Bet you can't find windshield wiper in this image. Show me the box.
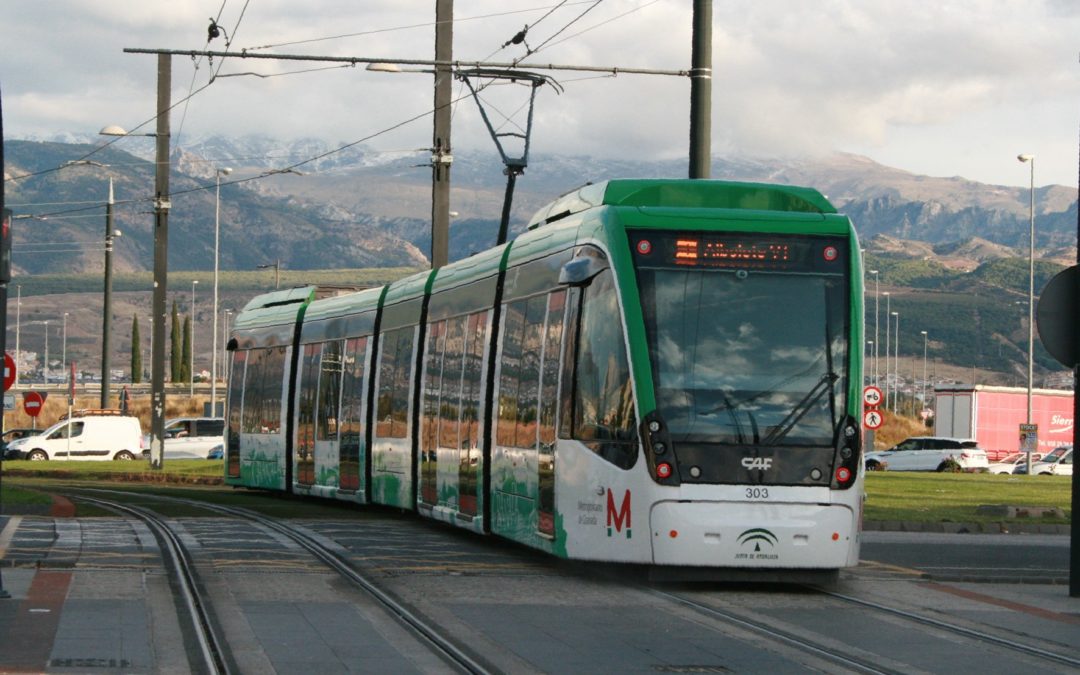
[761,371,838,446]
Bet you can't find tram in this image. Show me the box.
[224,179,864,576]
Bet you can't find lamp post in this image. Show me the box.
[190,279,198,397]
[211,166,232,414]
[257,260,281,289]
[870,269,879,386]
[43,320,49,385]
[62,313,68,373]
[883,292,891,408]
[921,330,929,416]
[867,341,874,385]
[1017,154,1035,474]
[891,311,899,412]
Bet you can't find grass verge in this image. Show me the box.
[0,462,1073,525]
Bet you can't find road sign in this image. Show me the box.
[863,385,883,408]
[23,390,45,417]
[3,393,13,411]
[1019,423,1038,453]
[3,352,14,391]
[1035,265,1077,367]
[864,409,884,430]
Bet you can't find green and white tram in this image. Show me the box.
[225,179,864,574]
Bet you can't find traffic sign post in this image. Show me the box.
[23,390,46,420]
[3,352,14,391]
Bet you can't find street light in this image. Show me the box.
[211,167,233,414]
[883,291,891,408]
[921,330,929,417]
[870,269,879,386]
[190,280,198,397]
[43,320,49,385]
[1018,153,1036,474]
[257,260,281,289]
[62,313,69,373]
[891,311,899,413]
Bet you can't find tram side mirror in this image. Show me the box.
[559,247,609,286]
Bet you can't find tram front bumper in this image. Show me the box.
[649,500,858,568]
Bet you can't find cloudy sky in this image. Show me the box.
[2,0,1078,188]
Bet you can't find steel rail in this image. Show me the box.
[75,496,231,675]
[819,588,1080,669]
[73,488,492,675]
[652,589,898,675]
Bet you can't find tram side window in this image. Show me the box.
[318,340,343,441]
[573,270,637,468]
[297,344,320,446]
[376,327,415,439]
[498,295,551,449]
[242,347,286,434]
[339,337,368,491]
[460,311,487,452]
[422,321,446,455]
[226,350,246,477]
[539,290,566,445]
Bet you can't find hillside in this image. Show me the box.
[4,136,1078,387]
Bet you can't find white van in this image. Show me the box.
[6,412,143,461]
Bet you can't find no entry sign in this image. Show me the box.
[3,352,14,391]
[23,390,45,417]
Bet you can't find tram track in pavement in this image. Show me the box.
[652,582,1080,674]
[71,487,496,675]
[73,495,234,675]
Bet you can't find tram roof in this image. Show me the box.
[526,179,837,229]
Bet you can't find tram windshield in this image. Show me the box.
[635,234,850,447]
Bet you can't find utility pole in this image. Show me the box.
[100,178,114,408]
[431,0,453,268]
[689,0,713,178]
[149,53,172,470]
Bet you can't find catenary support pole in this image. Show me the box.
[689,0,712,178]
[431,0,452,268]
[100,178,114,408]
[149,54,172,470]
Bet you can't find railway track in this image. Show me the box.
[73,489,494,675]
[655,584,1080,674]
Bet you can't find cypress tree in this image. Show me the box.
[131,315,142,384]
[181,315,192,382]
[171,300,182,381]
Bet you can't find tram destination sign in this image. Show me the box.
[632,232,846,273]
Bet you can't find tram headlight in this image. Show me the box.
[654,442,666,455]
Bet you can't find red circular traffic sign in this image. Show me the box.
[863,409,884,430]
[23,390,44,417]
[863,385,883,408]
[3,352,14,391]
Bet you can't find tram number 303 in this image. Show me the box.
[746,487,770,499]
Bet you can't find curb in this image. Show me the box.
[864,520,1070,535]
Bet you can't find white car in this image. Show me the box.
[6,412,143,461]
[142,417,225,459]
[987,452,1043,475]
[1017,446,1073,476]
[864,436,989,472]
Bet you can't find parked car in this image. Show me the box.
[986,452,1044,475]
[142,417,225,459]
[206,444,223,460]
[2,428,40,460]
[5,411,143,461]
[1015,445,1073,476]
[864,436,989,472]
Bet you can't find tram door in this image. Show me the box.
[295,344,320,487]
[494,290,565,538]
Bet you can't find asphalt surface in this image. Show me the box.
[0,507,1076,674]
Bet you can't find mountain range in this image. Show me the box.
[4,135,1079,388]
[5,135,1077,276]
